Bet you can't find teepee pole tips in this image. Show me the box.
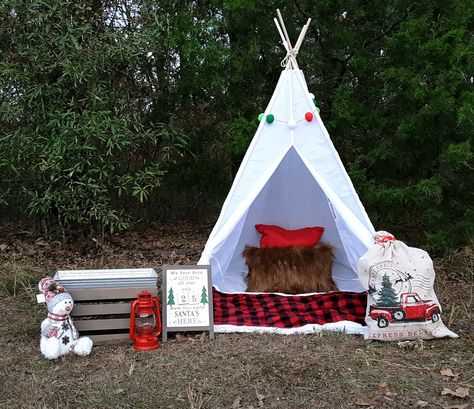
[275,10,310,70]
[274,17,295,69]
[274,18,290,53]
[276,9,293,49]
[294,18,311,52]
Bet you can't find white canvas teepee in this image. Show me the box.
[199,12,375,293]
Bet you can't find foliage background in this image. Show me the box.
[1,0,472,252]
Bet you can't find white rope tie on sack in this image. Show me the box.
[374,231,396,245]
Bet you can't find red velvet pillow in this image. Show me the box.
[255,224,325,248]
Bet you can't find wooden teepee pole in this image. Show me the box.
[276,9,293,49]
[276,9,298,69]
[274,18,290,53]
[274,18,295,69]
[294,18,311,53]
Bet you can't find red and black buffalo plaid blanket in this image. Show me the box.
[213,288,367,328]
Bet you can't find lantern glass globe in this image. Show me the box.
[137,313,156,333]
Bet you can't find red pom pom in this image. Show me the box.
[305,112,314,122]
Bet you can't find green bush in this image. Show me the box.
[0,1,188,238]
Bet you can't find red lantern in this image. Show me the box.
[130,290,162,351]
[305,112,314,122]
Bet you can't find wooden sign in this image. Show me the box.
[161,265,214,341]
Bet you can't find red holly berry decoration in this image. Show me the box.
[305,112,314,122]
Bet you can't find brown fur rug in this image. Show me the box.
[243,244,337,294]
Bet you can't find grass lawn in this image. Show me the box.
[0,223,472,409]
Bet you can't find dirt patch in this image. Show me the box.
[0,223,472,408]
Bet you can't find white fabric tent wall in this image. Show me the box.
[292,70,373,229]
[199,69,375,293]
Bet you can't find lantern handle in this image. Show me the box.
[153,297,162,336]
[129,298,139,341]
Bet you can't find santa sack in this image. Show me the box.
[358,232,458,341]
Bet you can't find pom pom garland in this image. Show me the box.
[256,92,320,127]
[256,108,320,125]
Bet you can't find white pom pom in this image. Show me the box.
[41,337,61,360]
[309,93,315,99]
[288,119,296,129]
[74,337,93,356]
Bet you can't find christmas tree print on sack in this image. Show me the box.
[358,231,457,341]
[377,274,399,307]
[38,277,93,359]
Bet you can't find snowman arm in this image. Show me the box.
[41,324,59,338]
[68,317,79,339]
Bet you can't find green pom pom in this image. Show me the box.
[316,107,320,113]
[258,113,264,121]
[313,98,318,106]
[266,114,275,124]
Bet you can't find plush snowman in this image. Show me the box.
[38,277,93,360]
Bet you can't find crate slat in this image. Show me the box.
[88,333,132,345]
[67,287,157,301]
[74,318,130,331]
[72,302,131,317]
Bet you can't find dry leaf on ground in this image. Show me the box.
[440,368,460,380]
[441,387,470,398]
[416,400,429,407]
[397,339,425,351]
[355,399,377,407]
[232,396,242,408]
[175,334,189,342]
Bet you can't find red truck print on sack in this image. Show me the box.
[369,292,441,328]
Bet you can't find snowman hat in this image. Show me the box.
[38,277,73,312]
